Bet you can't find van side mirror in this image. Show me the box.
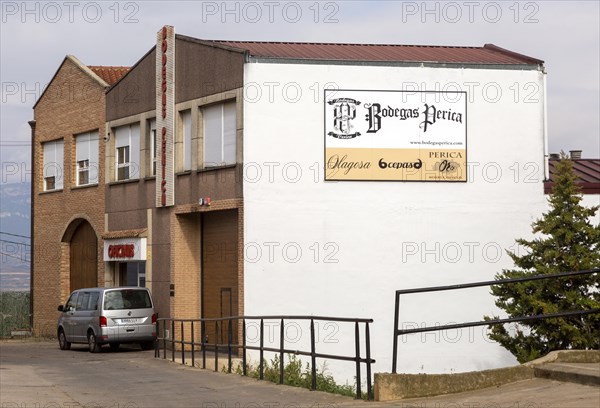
[57,305,64,312]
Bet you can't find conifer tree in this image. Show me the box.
[486,154,600,363]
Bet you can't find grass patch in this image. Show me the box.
[0,291,30,338]
[233,354,370,399]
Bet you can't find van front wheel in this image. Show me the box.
[58,329,70,350]
[88,332,101,353]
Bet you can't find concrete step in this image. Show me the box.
[534,363,600,387]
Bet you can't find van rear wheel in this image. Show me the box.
[140,341,155,351]
[58,329,70,350]
[109,343,120,351]
[88,332,102,353]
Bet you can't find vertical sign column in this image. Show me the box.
[156,25,175,207]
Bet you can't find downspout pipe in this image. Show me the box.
[28,120,36,330]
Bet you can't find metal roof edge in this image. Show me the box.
[175,34,249,56]
[246,56,543,70]
[483,44,545,66]
[544,181,600,195]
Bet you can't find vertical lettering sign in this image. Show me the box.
[324,90,467,181]
[156,26,175,206]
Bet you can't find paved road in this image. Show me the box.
[1,340,599,408]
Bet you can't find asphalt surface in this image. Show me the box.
[1,340,599,408]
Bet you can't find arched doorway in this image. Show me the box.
[69,221,98,290]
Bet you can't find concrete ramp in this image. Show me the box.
[375,350,600,401]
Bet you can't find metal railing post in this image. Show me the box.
[228,319,233,373]
[242,318,247,376]
[279,318,284,384]
[259,319,264,380]
[162,319,167,359]
[201,320,206,369]
[154,319,159,358]
[171,319,175,362]
[181,320,185,366]
[191,321,195,368]
[310,318,316,391]
[392,292,400,374]
[366,322,372,401]
[214,321,219,372]
[355,321,362,400]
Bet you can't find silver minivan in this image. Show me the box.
[57,287,156,352]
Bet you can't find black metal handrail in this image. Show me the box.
[391,268,600,373]
[155,315,375,400]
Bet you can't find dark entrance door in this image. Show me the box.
[202,210,238,346]
[70,221,98,290]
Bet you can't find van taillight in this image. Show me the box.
[99,316,107,327]
[152,313,157,325]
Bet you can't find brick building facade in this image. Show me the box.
[31,56,128,335]
[34,26,596,381]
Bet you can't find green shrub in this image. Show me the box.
[0,291,30,338]
[235,354,363,399]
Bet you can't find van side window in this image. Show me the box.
[65,293,78,312]
[88,292,100,310]
[76,292,90,311]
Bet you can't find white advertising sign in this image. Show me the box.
[324,89,467,181]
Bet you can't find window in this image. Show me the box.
[65,293,78,312]
[76,291,99,311]
[181,110,192,170]
[114,124,140,181]
[43,139,64,191]
[75,131,99,186]
[104,288,151,310]
[149,119,157,176]
[117,146,130,180]
[203,101,236,167]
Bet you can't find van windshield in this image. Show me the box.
[104,289,152,310]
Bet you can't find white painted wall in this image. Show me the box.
[242,61,550,382]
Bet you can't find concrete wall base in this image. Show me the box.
[375,350,600,402]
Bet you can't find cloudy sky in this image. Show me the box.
[1,0,598,184]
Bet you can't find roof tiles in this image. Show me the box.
[88,66,130,85]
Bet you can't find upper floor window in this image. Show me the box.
[75,131,99,186]
[203,101,236,167]
[43,139,64,191]
[114,123,140,181]
[149,119,157,177]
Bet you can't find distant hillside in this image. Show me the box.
[0,182,30,290]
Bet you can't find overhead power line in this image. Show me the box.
[0,252,30,262]
[0,239,31,247]
[0,232,30,240]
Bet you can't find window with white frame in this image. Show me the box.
[114,123,140,181]
[75,131,99,186]
[43,139,64,191]
[149,119,157,176]
[181,110,192,170]
[203,101,236,167]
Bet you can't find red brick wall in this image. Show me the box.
[32,58,107,336]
